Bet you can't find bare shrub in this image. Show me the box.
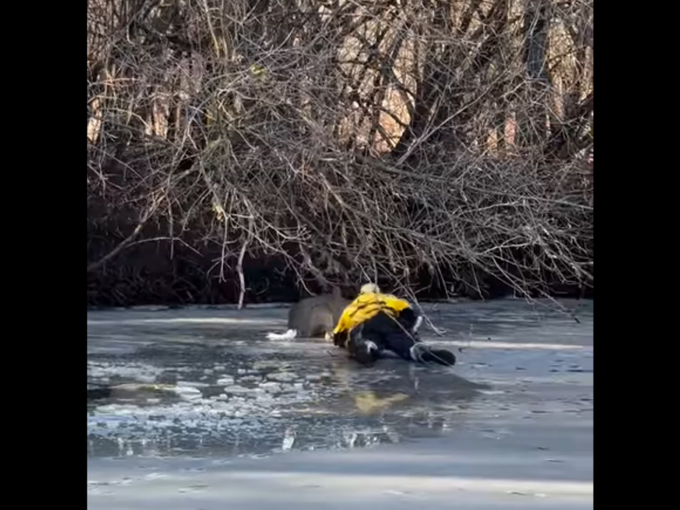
[87,0,593,307]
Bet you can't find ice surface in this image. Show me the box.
[88,298,593,509]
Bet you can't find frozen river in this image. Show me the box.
[87,298,593,509]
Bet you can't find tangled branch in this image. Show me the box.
[87,0,593,306]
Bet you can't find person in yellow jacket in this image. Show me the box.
[328,283,456,367]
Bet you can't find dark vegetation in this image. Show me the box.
[87,0,593,308]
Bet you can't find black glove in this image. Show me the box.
[330,330,347,348]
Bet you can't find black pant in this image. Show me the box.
[347,310,456,366]
[348,310,418,362]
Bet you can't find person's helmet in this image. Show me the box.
[359,283,380,294]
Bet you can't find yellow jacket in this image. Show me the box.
[331,292,411,340]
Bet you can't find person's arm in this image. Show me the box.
[332,306,352,336]
[396,306,419,331]
[382,295,419,332]
[403,300,424,332]
[330,297,360,346]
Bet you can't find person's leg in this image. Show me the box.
[359,312,415,362]
[409,342,457,366]
[343,311,457,367]
[366,312,457,367]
